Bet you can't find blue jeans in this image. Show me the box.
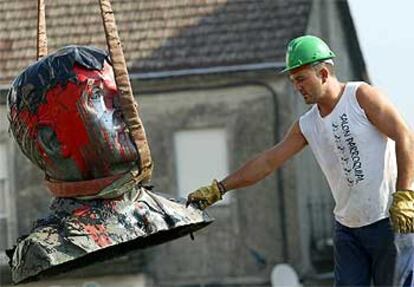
[394,233,414,286]
[334,218,397,286]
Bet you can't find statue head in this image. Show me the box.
[8,46,139,182]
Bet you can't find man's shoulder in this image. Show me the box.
[354,81,373,93]
[354,82,383,107]
[345,81,370,93]
[300,104,318,119]
[299,105,319,134]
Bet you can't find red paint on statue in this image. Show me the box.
[10,108,55,169]
[73,205,92,217]
[83,224,112,247]
[12,61,134,180]
[37,80,90,174]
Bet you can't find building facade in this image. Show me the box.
[0,0,367,286]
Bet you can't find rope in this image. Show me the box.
[36,0,47,60]
[98,0,153,183]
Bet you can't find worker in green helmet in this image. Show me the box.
[187,35,414,286]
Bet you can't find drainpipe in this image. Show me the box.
[245,81,289,263]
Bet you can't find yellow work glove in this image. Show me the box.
[186,179,225,210]
[389,190,414,233]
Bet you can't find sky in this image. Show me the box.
[348,0,414,128]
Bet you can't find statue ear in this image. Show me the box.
[37,126,65,157]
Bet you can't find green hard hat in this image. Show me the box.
[282,35,335,72]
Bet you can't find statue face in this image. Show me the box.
[17,61,138,180]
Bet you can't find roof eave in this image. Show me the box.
[129,61,285,80]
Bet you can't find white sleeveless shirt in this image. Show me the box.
[299,82,397,228]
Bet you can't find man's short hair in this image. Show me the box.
[311,59,335,76]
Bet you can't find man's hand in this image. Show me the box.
[389,190,414,233]
[186,179,224,210]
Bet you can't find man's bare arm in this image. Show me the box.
[221,120,307,191]
[356,83,414,190]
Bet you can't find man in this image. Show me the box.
[187,35,414,286]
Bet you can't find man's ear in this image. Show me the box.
[320,66,329,83]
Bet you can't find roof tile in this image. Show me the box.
[0,0,311,85]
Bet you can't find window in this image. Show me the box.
[0,142,16,251]
[174,129,230,205]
